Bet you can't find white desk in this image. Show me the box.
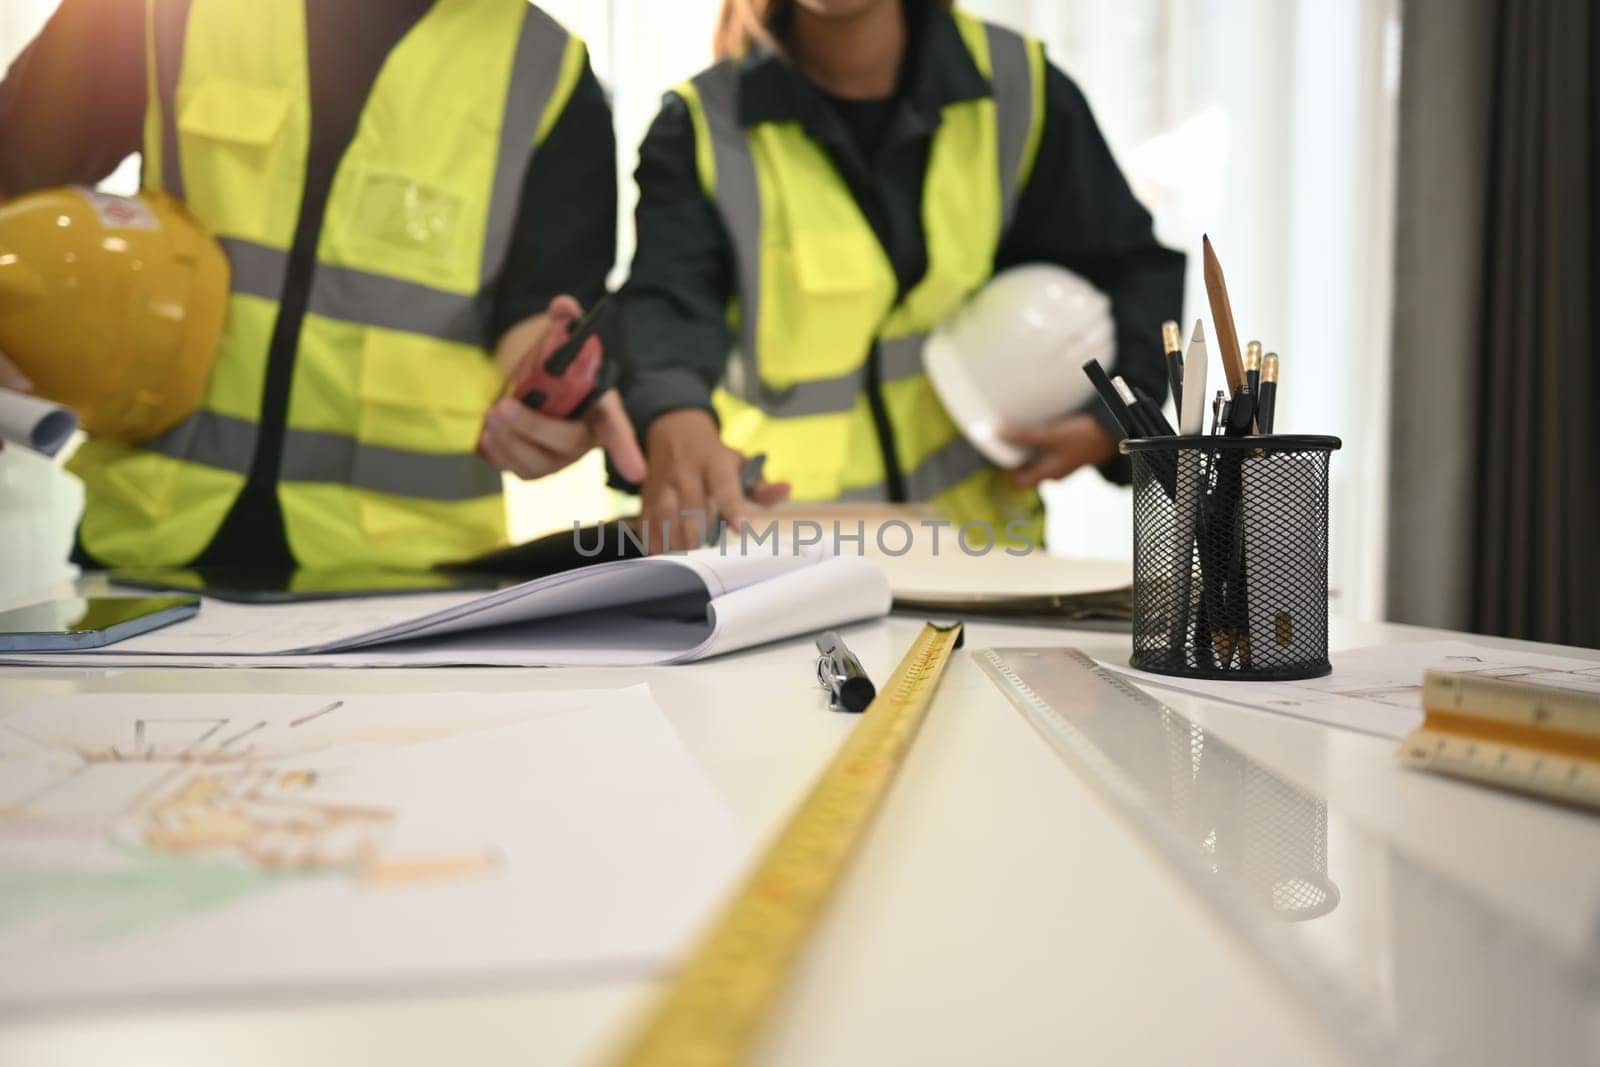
[2,615,1597,1066]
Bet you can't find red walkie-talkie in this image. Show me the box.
[508,296,620,419]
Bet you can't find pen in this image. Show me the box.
[1082,359,1141,440]
[1109,373,1176,498]
[1162,320,1184,416]
[1197,395,1231,668]
[1113,376,1159,437]
[1132,385,1177,437]
[1227,385,1255,437]
[1244,341,1262,398]
[1179,320,1209,436]
[1258,353,1279,434]
[815,631,875,713]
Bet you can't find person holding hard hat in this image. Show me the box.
[620,0,1184,552]
[0,0,645,571]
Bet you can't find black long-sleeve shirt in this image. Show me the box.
[0,0,616,567]
[620,3,1184,485]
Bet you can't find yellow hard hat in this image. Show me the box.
[0,188,228,442]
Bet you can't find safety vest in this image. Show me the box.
[677,12,1047,542]
[70,0,586,569]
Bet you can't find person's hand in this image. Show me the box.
[999,412,1118,490]
[478,297,647,483]
[640,408,789,552]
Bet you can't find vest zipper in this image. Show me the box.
[865,340,908,502]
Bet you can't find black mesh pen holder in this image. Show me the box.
[1122,435,1342,681]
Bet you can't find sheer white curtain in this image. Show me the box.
[965,0,1400,620]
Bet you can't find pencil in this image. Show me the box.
[1202,235,1246,396]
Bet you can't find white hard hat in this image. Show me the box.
[924,263,1112,468]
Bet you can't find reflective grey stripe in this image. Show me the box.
[904,434,992,499]
[729,332,928,419]
[153,0,195,200]
[481,6,570,285]
[280,431,502,501]
[691,62,764,405]
[985,22,1034,231]
[142,408,257,475]
[878,334,925,382]
[754,372,863,419]
[836,433,993,504]
[142,411,499,501]
[218,237,289,301]
[834,482,889,505]
[309,259,485,346]
[220,237,489,347]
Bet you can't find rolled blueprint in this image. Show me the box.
[0,387,77,457]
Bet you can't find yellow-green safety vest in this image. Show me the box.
[70,0,586,569]
[677,12,1047,543]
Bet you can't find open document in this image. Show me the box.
[0,686,744,1010]
[2,548,891,668]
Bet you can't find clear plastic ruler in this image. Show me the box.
[977,647,1600,1067]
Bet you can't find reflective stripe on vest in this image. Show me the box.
[685,15,1044,516]
[139,410,504,501]
[220,237,491,348]
[78,0,582,567]
[834,433,995,504]
[987,21,1036,233]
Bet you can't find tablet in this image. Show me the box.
[0,596,200,651]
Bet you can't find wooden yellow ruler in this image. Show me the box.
[607,622,965,1067]
[1400,670,1600,809]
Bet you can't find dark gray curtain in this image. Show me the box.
[1389,0,1599,648]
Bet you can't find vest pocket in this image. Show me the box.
[760,231,892,386]
[343,172,463,258]
[355,328,497,456]
[352,327,500,544]
[75,440,183,524]
[177,79,290,242]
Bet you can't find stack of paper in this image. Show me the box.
[1,548,890,668]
